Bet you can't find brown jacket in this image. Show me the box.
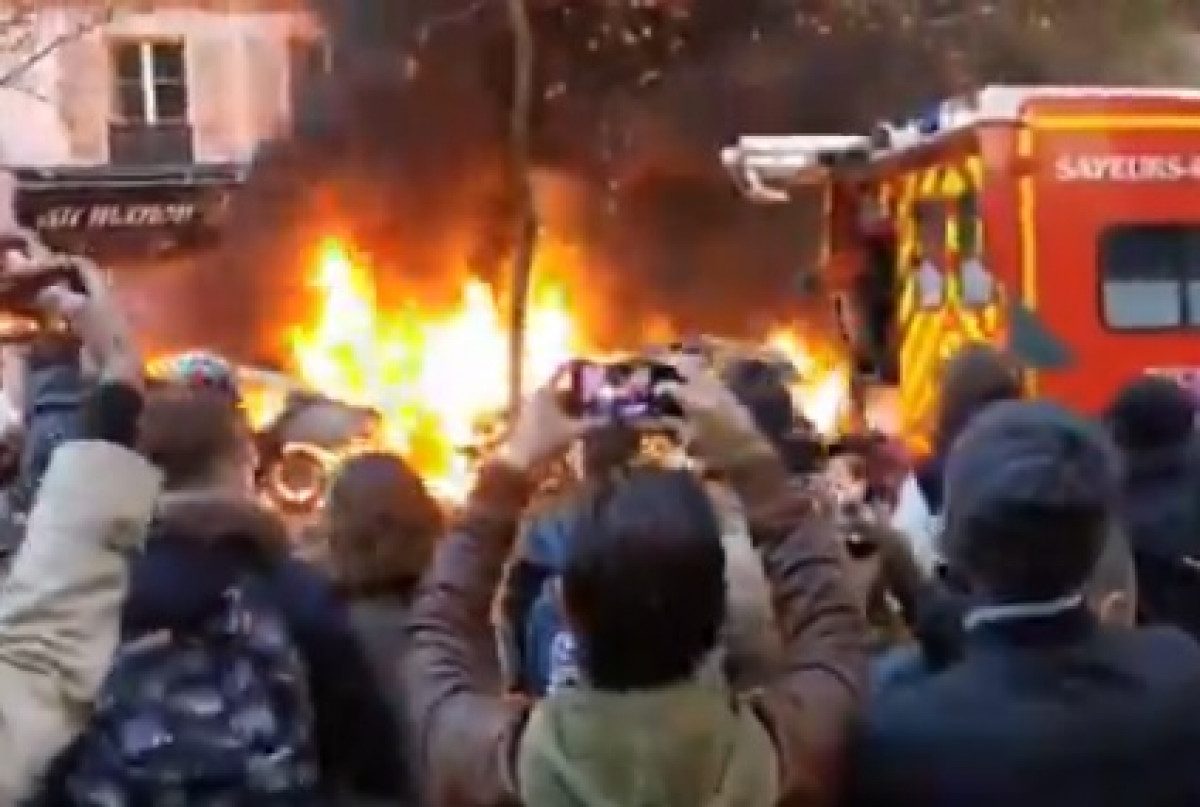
[404,442,868,807]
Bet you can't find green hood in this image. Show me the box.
[517,679,778,807]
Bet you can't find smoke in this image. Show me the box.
[204,0,1195,359]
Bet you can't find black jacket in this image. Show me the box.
[1120,438,1200,637]
[849,608,1200,807]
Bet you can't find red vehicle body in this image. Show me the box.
[725,86,1200,450]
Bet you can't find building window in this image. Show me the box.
[1101,225,1200,329]
[112,40,188,125]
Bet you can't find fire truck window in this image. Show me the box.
[1184,230,1200,326]
[1101,226,1193,329]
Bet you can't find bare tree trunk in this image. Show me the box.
[506,0,538,416]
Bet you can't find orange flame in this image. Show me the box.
[765,329,850,435]
[286,238,578,498]
[269,237,851,499]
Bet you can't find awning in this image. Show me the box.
[11,163,248,258]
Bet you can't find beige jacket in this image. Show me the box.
[0,440,161,803]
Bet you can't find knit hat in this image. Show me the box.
[147,351,241,404]
[941,401,1118,601]
[1108,375,1197,453]
[945,400,1117,532]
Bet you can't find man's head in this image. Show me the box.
[940,400,1119,605]
[723,359,795,443]
[1108,375,1197,454]
[936,343,1022,452]
[722,358,825,473]
[138,386,255,493]
[560,467,726,691]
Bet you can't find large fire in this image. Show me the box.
[269,237,849,498]
[284,238,578,498]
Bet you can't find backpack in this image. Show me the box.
[61,578,322,807]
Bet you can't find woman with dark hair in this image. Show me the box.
[324,452,442,599]
[320,452,443,806]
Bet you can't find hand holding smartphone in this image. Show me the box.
[0,232,87,342]
[558,359,685,421]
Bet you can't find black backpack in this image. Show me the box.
[60,578,321,807]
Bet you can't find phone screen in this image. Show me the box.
[563,361,681,420]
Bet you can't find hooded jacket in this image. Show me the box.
[115,491,403,800]
[1119,436,1200,637]
[405,431,867,807]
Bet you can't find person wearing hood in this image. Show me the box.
[1108,375,1200,638]
[406,364,866,807]
[44,385,402,804]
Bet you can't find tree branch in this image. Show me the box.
[0,5,114,89]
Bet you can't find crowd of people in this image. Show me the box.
[1,253,1200,807]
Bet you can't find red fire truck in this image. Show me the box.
[724,85,1200,450]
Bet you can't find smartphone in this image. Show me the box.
[0,238,85,342]
[560,360,683,420]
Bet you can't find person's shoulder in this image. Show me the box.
[875,643,1009,716]
[270,555,339,605]
[862,662,969,741]
[1112,624,1200,670]
[264,555,350,631]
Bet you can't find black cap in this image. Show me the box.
[945,400,1118,542]
[1109,375,1197,453]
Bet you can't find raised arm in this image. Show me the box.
[405,380,588,807]
[665,361,869,807]
[0,385,161,803]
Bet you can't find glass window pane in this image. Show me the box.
[1101,227,1184,329]
[151,42,185,81]
[112,42,141,81]
[1187,283,1200,326]
[115,80,145,122]
[1104,282,1182,328]
[154,82,188,121]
